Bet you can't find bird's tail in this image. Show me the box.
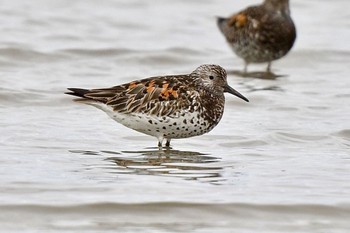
[65,88,89,97]
[65,88,94,103]
[216,16,227,33]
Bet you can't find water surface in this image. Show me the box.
[1,0,350,232]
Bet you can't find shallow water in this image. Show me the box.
[1,0,350,232]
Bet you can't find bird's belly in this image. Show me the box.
[231,34,292,63]
[109,111,214,139]
[232,42,277,63]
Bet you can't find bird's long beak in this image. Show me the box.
[224,84,249,102]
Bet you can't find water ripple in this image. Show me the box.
[0,47,67,64]
[272,132,328,144]
[1,202,349,232]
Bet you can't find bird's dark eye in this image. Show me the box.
[209,75,214,80]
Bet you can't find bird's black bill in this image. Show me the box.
[224,84,249,102]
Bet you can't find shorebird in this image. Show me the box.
[66,64,249,147]
[217,0,296,74]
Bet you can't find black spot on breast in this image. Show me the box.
[183,119,187,124]
[176,127,180,130]
[163,126,166,130]
[173,122,177,126]
[148,120,153,124]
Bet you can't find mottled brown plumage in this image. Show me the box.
[217,0,296,73]
[66,64,249,147]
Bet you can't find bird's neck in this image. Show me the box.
[264,0,291,16]
[200,89,225,124]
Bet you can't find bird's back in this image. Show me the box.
[67,75,193,115]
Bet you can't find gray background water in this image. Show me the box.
[1,0,350,232]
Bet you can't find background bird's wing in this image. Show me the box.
[218,6,266,41]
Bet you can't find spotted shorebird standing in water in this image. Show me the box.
[217,0,296,75]
[66,64,249,148]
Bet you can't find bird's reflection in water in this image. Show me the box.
[70,148,225,184]
[225,69,286,94]
[228,69,286,80]
[247,85,284,92]
[107,148,225,183]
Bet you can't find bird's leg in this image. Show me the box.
[157,137,164,148]
[266,62,272,73]
[165,139,171,148]
[243,61,248,76]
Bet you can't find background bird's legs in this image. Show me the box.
[243,61,249,74]
[266,62,272,73]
